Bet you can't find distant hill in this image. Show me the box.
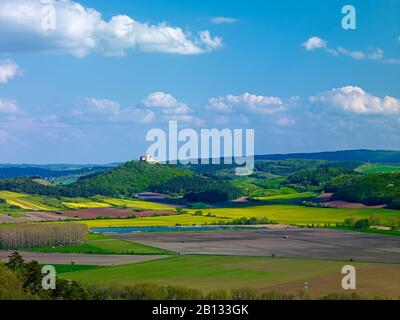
[0,163,120,171]
[0,166,115,179]
[255,150,400,163]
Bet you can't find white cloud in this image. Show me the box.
[143,92,204,125]
[383,58,400,65]
[143,92,190,115]
[211,17,238,25]
[302,36,327,51]
[0,99,19,113]
[208,92,285,114]
[198,30,223,50]
[0,0,223,57]
[0,60,20,84]
[336,47,384,60]
[119,108,156,124]
[82,98,122,115]
[277,117,296,126]
[302,36,394,62]
[309,86,400,114]
[76,93,203,125]
[75,97,155,124]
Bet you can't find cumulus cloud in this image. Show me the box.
[208,93,285,114]
[301,36,397,63]
[143,92,190,115]
[302,36,327,51]
[0,99,19,113]
[211,17,238,25]
[76,93,203,125]
[75,97,155,124]
[81,98,122,115]
[142,92,203,125]
[309,86,400,114]
[0,0,223,57]
[198,30,223,51]
[0,60,20,84]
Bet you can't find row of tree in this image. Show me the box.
[0,223,87,250]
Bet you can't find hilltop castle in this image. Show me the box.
[139,155,159,164]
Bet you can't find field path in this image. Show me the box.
[0,251,170,266]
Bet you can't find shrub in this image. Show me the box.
[231,288,258,300]
[354,219,370,229]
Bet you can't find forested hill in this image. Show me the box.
[0,161,241,201]
[326,173,400,209]
[255,150,400,163]
[75,161,194,196]
[0,162,193,197]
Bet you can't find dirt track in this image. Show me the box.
[0,212,68,223]
[0,251,170,266]
[114,228,400,263]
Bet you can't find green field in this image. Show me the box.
[0,191,175,212]
[0,191,62,211]
[95,197,174,210]
[80,204,400,228]
[53,264,103,274]
[255,192,317,203]
[357,164,400,174]
[27,233,171,255]
[199,205,400,226]
[81,214,226,228]
[61,198,112,209]
[59,255,400,297]
[231,177,297,198]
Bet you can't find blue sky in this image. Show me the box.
[0,0,399,163]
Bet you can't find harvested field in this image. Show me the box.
[136,193,185,208]
[324,200,386,209]
[114,228,400,263]
[315,193,386,209]
[0,212,68,223]
[59,208,177,219]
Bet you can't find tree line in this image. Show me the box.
[0,223,87,250]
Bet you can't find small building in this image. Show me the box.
[139,155,159,164]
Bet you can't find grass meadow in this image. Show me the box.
[81,204,400,228]
[26,233,170,255]
[59,255,400,298]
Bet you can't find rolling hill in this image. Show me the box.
[255,149,400,163]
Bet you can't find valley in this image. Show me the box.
[1,150,400,299]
